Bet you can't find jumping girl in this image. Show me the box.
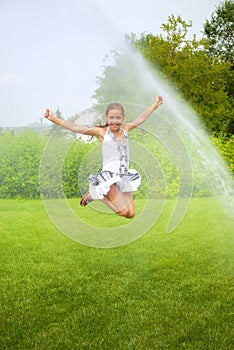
[44,96,163,218]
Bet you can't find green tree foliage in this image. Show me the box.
[211,134,234,173]
[93,50,144,105]
[49,108,65,135]
[203,0,234,130]
[203,0,234,64]
[93,14,233,134]
[129,15,233,134]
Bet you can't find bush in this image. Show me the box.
[0,129,233,199]
[211,134,234,174]
[0,130,45,198]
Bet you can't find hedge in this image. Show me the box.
[0,129,233,199]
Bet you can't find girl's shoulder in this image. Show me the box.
[95,126,108,142]
[122,124,130,133]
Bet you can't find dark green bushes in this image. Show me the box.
[0,130,45,198]
[0,130,233,199]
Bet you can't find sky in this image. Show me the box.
[0,0,222,127]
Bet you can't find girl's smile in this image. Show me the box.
[106,109,124,130]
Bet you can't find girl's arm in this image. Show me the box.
[44,109,102,137]
[125,96,163,132]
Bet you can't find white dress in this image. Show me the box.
[88,127,141,200]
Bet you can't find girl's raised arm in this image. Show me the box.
[125,96,163,132]
[44,109,102,137]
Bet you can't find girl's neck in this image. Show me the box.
[110,128,122,136]
[108,127,125,144]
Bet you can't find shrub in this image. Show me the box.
[0,129,233,199]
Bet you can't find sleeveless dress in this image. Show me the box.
[88,127,141,200]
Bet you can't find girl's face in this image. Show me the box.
[105,108,124,133]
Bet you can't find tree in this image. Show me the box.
[203,0,234,64]
[93,15,233,134]
[203,0,234,133]
[55,108,63,119]
[49,108,65,135]
[92,49,144,105]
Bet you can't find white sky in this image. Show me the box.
[0,0,222,127]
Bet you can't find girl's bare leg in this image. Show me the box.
[102,184,135,218]
[81,184,135,218]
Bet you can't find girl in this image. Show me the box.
[44,96,163,218]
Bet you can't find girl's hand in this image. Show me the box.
[155,95,163,106]
[44,108,54,121]
[149,96,163,112]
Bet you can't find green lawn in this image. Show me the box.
[1,198,233,349]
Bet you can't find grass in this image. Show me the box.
[0,198,233,349]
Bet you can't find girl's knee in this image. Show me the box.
[117,208,135,219]
[126,211,135,219]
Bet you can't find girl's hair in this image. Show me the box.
[105,102,125,117]
[97,102,125,128]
